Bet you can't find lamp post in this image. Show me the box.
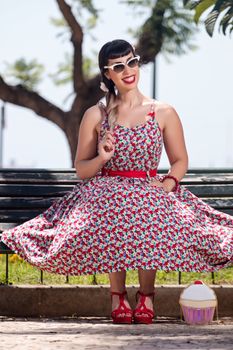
[0,102,5,168]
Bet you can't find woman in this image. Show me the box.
[1,39,233,325]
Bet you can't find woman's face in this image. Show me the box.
[104,52,140,93]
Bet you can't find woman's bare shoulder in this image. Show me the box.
[83,104,103,120]
[153,100,184,135]
[81,103,104,130]
[153,100,175,114]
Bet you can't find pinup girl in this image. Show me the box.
[1,39,232,324]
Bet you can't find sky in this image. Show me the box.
[0,0,233,170]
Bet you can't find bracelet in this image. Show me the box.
[162,175,179,192]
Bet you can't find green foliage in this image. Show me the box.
[54,0,100,34]
[122,0,198,59]
[49,52,72,86]
[49,50,98,88]
[4,58,44,90]
[82,52,99,78]
[74,0,99,18]
[193,0,215,23]
[120,0,155,8]
[158,0,198,56]
[50,17,68,28]
[184,0,233,36]
[48,0,101,87]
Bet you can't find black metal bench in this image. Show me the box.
[1,168,233,285]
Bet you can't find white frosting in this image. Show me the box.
[180,284,217,301]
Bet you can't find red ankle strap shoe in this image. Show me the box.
[133,290,155,324]
[110,290,133,324]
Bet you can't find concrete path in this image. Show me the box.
[0,317,233,350]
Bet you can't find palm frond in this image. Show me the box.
[184,0,233,36]
[194,0,215,23]
[205,9,220,36]
[220,6,233,35]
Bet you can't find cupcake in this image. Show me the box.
[179,280,217,325]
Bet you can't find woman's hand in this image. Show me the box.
[98,130,115,163]
[149,179,174,193]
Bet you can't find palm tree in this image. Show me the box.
[184,0,233,36]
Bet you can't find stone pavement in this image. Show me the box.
[0,317,233,350]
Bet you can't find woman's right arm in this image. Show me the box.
[74,105,115,180]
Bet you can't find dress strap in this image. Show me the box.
[148,100,155,117]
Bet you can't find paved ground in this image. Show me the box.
[0,317,232,350]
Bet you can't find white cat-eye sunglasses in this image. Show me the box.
[104,55,140,73]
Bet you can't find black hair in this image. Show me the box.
[98,39,136,94]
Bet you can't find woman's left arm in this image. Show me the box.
[162,105,189,192]
[150,104,189,192]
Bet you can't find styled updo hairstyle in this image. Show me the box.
[98,39,136,130]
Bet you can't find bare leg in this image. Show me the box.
[138,268,156,293]
[109,271,132,313]
[109,270,126,293]
[137,269,156,312]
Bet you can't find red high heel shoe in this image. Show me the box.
[111,290,133,324]
[133,290,155,324]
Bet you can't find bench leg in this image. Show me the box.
[5,253,9,285]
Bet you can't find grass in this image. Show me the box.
[0,254,232,285]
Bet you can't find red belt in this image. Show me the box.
[101,168,157,178]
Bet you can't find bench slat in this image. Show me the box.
[204,198,233,207]
[0,184,233,197]
[0,169,233,184]
[0,197,57,209]
[0,172,80,184]
[184,185,233,197]
[0,185,75,197]
[0,210,43,223]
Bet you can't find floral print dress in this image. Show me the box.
[1,101,233,275]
